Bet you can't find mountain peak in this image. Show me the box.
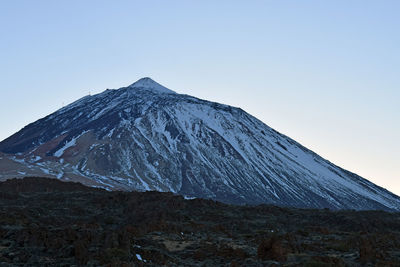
[1,78,400,211]
[128,77,176,94]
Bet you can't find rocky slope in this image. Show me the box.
[0,78,399,210]
[1,177,400,266]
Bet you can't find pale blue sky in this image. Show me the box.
[0,1,399,194]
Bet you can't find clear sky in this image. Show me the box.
[0,1,399,195]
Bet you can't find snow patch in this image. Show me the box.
[40,168,50,174]
[54,139,77,157]
[54,131,88,157]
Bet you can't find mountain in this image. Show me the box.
[0,77,399,211]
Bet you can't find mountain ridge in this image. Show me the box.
[0,78,399,211]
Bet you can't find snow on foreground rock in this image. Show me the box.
[0,77,399,211]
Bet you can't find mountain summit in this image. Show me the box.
[0,78,399,211]
[128,77,176,94]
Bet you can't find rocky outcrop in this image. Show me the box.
[0,177,399,266]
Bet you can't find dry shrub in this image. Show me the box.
[257,235,287,261]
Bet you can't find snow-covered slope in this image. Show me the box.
[1,77,399,211]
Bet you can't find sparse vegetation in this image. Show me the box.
[0,177,400,266]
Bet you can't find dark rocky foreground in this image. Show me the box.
[0,178,399,266]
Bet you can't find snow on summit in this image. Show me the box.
[0,77,399,211]
[128,77,176,94]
